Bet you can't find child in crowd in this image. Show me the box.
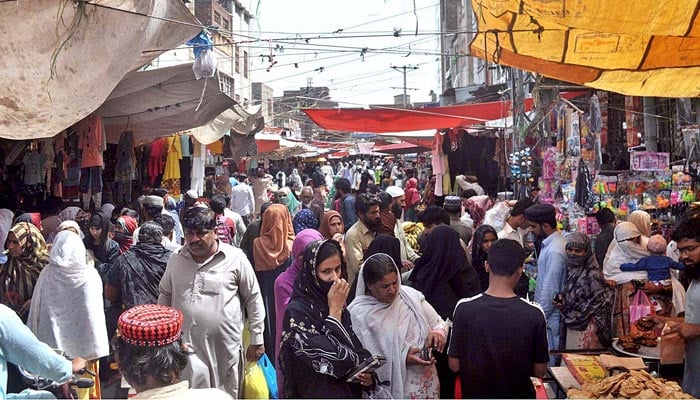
[620,234,685,285]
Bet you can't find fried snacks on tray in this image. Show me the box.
[567,370,693,399]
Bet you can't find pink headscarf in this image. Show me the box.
[273,229,324,387]
[404,177,421,208]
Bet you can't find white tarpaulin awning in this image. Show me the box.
[189,104,264,145]
[0,0,200,140]
[97,63,236,142]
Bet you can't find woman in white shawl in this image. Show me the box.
[602,221,650,337]
[348,253,447,399]
[0,208,13,260]
[290,168,303,194]
[27,230,109,386]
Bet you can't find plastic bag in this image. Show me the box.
[193,49,218,80]
[629,289,654,334]
[243,361,269,399]
[258,353,278,399]
[483,201,510,232]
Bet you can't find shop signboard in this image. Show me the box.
[630,151,669,171]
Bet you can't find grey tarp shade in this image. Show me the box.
[0,0,200,140]
[189,104,265,145]
[97,63,236,143]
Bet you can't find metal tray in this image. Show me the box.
[611,338,660,360]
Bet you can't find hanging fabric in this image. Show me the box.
[162,134,183,197]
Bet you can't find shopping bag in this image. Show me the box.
[258,353,278,399]
[660,322,685,365]
[243,361,269,399]
[629,289,654,334]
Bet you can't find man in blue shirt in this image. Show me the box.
[525,203,567,365]
[1,304,86,399]
[334,178,357,231]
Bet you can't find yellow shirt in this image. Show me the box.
[344,220,374,284]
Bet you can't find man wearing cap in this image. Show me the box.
[230,174,255,226]
[132,194,164,245]
[159,207,265,397]
[525,203,567,364]
[498,197,534,247]
[444,195,473,247]
[114,304,232,399]
[594,207,617,267]
[385,186,419,267]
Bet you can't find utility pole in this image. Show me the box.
[391,65,418,108]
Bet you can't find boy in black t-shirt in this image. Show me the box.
[448,239,550,398]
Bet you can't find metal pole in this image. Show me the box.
[403,68,408,108]
[391,65,418,108]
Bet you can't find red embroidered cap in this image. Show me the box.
[117,304,183,347]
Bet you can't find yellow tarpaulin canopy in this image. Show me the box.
[470,0,700,97]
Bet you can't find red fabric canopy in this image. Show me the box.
[303,93,584,133]
[256,138,280,153]
[373,142,430,155]
[329,151,350,158]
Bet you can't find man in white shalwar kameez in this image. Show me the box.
[159,207,265,397]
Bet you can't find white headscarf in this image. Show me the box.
[348,253,444,399]
[27,230,109,360]
[291,168,303,191]
[0,208,14,249]
[603,221,650,284]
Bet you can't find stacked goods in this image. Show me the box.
[568,370,693,399]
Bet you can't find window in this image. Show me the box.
[214,11,222,26]
[267,99,273,117]
[219,75,233,96]
[235,44,240,73]
[243,50,248,78]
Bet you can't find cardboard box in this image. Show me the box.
[562,354,606,384]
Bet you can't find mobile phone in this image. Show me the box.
[553,293,564,304]
[420,347,432,361]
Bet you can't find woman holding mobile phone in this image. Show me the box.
[279,240,374,398]
[349,253,448,399]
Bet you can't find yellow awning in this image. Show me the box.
[470,0,700,97]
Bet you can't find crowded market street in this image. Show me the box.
[2,1,700,399]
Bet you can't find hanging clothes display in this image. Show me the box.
[191,137,206,195]
[148,137,168,187]
[179,134,192,194]
[39,139,55,199]
[162,134,183,197]
[135,144,150,188]
[432,132,449,197]
[114,131,136,205]
[22,149,46,186]
[443,128,469,190]
[51,131,66,198]
[76,114,107,209]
